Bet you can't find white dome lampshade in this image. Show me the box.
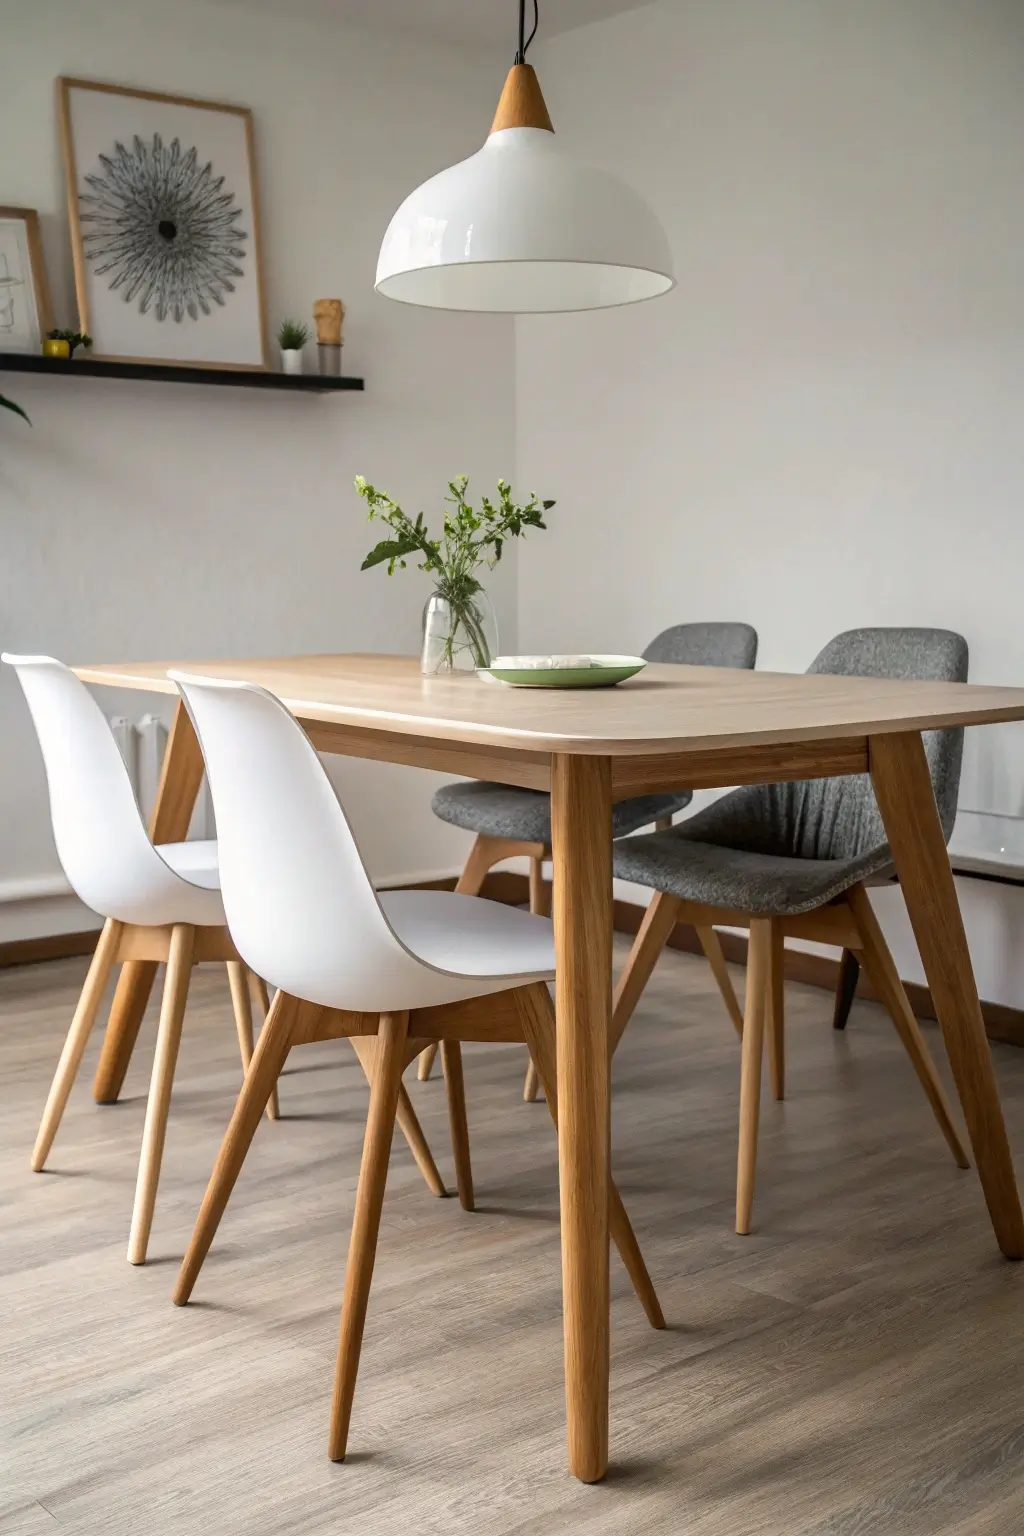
[376,62,674,313]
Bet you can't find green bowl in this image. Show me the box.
[482,655,647,689]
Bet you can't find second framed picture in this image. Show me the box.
[59,76,270,369]
[0,207,53,354]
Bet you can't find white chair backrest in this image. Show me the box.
[170,671,439,1011]
[3,653,175,919]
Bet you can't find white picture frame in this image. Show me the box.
[59,77,270,370]
[0,207,53,354]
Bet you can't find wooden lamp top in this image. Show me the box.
[490,64,554,134]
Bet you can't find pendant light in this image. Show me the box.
[375,0,674,313]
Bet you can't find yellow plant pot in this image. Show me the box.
[43,338,71,358]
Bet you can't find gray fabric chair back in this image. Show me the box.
[643,622,758,670]
[697,628,968,863]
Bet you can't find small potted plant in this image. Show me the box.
[277,319,309,376]
[44,329,92,359]
[357,474,554,674]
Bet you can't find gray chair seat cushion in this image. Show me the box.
[432,780,693,844]
[613,822,894,916]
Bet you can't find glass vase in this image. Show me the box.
[421,588,498,675]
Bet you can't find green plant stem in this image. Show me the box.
[457,599,492,668]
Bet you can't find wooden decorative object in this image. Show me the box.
[490,65,554,134]
[313,298,345,346]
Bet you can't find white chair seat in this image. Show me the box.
[157,839,221,890]
[379,890,555,981]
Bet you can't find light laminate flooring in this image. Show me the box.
[2,942,1024,1534]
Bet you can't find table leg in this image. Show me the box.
[550,753,612,1483]
[870,731,1024,1258]
[93,700,205,1103]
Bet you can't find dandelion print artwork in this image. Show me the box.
[79,134,248,323]
[61,78,268,366]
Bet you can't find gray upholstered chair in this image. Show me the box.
[424,621,759,1089]
[610,627,972,1235]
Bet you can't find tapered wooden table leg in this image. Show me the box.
[551,753,612,1484]
[870,731,1024,1259]
[93,701,205,1102]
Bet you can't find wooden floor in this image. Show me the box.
[3,941,1024,1535]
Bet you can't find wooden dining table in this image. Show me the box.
[75,652,1024,1484]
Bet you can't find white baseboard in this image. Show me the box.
[0,873,74,904]
[0,863,475,948]
[0,891,100,945]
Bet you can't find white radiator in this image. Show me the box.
[108,716,137,785]
[136,713,168,822]
[110,712,213,839]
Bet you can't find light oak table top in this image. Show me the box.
[73,653,1024,756]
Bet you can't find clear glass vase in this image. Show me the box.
[421,588,498,675]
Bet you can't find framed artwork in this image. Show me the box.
[0,207,53,354]
[58,77,269,369]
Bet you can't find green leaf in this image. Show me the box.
[542,499,555,510]
[0,394,30,425]
[361,535,421,571]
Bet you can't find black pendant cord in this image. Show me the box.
[515,0,539,63]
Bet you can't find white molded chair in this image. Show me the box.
[2,653,280,1264]
[168,671,664,1461]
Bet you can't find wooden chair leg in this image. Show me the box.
[846,886,969,1169]
[522,1062,541,1102]
[329,1011,409,1461]
[227,961,278,1124]
[528,854,552,909]
[610,890,682,1054]
[515,982,665,1330]
[833,948,861,1030]
[736,919,770,1235]
[766,920,785,1101]
[695,925,744,1038]
[441,1040,474,1210]
[416,1048,440,1083]
[248,972,280,1119]
[128,924,195,1265]
[522,852,551,1102]
[419,834,512,1081]
[174,990,304,1305]
[229,960,255,1067]
[350,1037,446,1197]
[31,917,124,1172]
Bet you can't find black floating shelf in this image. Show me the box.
[0,351,363,394]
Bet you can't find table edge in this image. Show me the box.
[73,663,1024,758]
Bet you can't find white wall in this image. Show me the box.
[516,0,1024,1005]
[0,0,512,939]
